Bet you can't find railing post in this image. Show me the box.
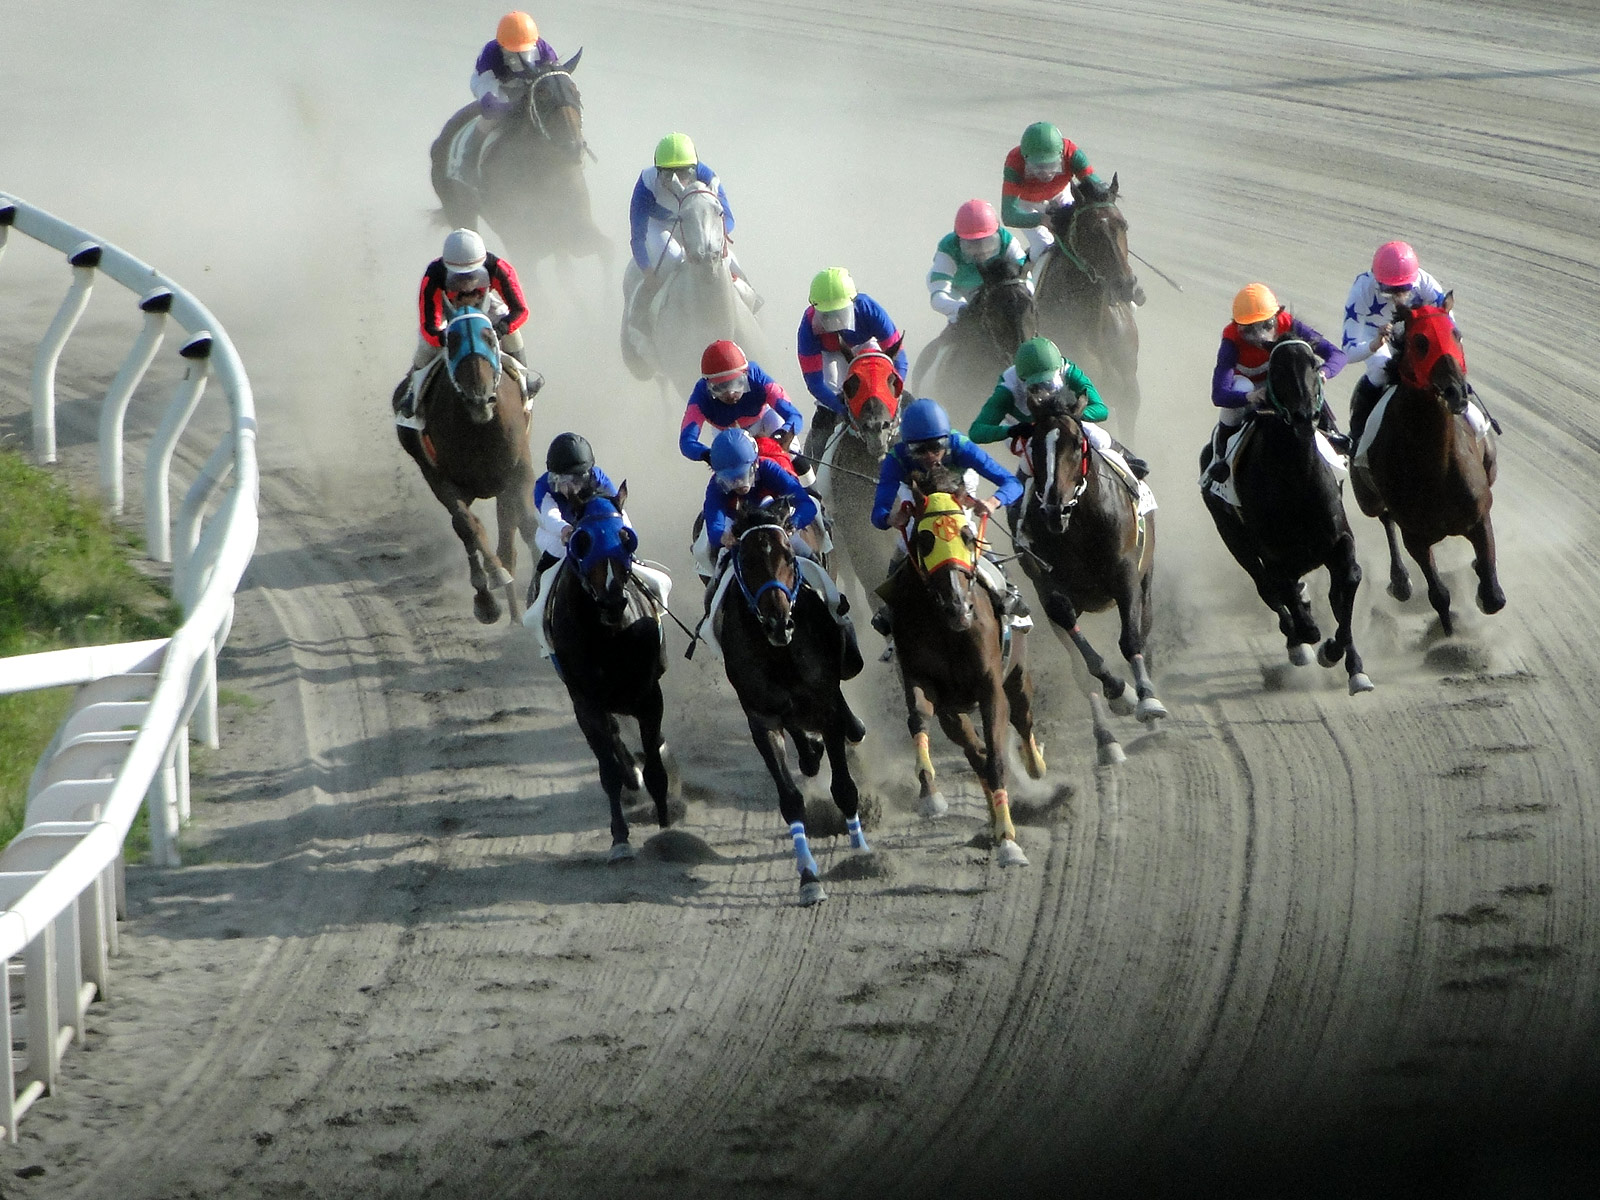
[144,333,212,562]
[0,202,15,267]
[30,242,102,465]
[99,288,173,513]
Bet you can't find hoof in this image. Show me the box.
[918,791,949,819]
[996,838,1029,867]
[1478,589,1506,615]
[487,564,515,589]
[1316,641,1341,669]
[608,841,636,863]
[798,880,828,906]
[1097,740,1127,767]
[1136,696,1168,723]
[1388,578,1413,603]
[1348,672,1376,695]
[1106,683,1135,717]
[472,592,501,625]
[1288,643,1314,667]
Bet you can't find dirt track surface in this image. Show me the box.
[4,1,1600,1195]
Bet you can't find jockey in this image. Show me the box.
[623,133,758,357]
[1342,240,1455,449]
[526,432,627,654]
[1204,283,1348,484]
[1001,121,1114,266]
[797,267,909,462]
[693,428,816,579]
[927,199,1030,324]
[870,399,1028,652]
[680,340,808,482]
[398,228,529,429]
[969,336,1148,482]
[470,12,559,127]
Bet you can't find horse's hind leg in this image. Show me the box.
[1116,572,1167,724]
[1319,533,1374,693]
[1469,515,1506,615]
[903,682,947,818]
[423,474,501,625]
[1043,604,1125,766]
[1402,527,1454,635]
[1042,590,1132,715]
[1002,658,1047,780]
[636,683,673,828]
[1381,511,1413,602]
[573,700,634,860]
[494,493,523,621]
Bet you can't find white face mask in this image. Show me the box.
[1024,158,1058,180]
[815,306,855,334]
[961,234,1001,262]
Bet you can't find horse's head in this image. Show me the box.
[732,504,799,646]
[676,186,728,266]
[909,470,982,633]
[1262,338,1325,430]
[1394,294,1468,413]
[443,304,503,420]
[968,253,1038,359]
[839,350,904,460]
[1026,391,1090,534]
[565,485,636,625]
[1052,175,1143,305]
[524,53,585,161]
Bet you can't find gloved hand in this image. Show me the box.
[494,318,511,337]
[1009,421,1035,441]
[690,444,711,463]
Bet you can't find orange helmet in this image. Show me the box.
[1232,283,1280,325]
[496,12,539,52]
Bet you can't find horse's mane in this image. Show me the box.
[977,254,1028,286]
[1030,390,1083,423]
[913,464,968,503]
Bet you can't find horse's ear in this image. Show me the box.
[1441,290,1454,314]
[616,480,628,509]
[570,529,592,559]
[1109,172,1120,198]
[562,48,583,72]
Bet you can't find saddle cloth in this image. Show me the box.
[1203,425,1348,509]
[446,120,504,186]
[1353,387,1493,470]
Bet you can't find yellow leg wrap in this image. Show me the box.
[989,787,1017,841]
[1023,735,1047,779]
[914,731,935,781]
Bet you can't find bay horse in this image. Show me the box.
[1200,338,1374,693]
[818,349,904,596]
[393,305,538,625]
[1351,296,1503,635]
[430,51,611,273]
[716,506,868,906]
[1014,389,1166,768]
[880,472,1046,867]
[631,185,764,395]
[909,254,1037,416]
[1035,176,1145,443]
[545,489,674,861]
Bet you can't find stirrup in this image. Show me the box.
[878,638,895,663]
[870,607,893,638]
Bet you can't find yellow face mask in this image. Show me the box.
[914,493,976,574]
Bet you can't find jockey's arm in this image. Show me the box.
[487,257,529,333]
[871,457,907,530]
[1212,339,1253,409]
[418,270,448,347]
[856,298,911,378]
[628,178,658,270]
[796,324,845,411]
[1065,362,1109,422]
[532,482,571,558]
[769,463,819,529]
[678,395,713,462]
[969,380,1022,444]
[951,435,1023,509]
[928,242,964,317]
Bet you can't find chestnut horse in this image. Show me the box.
[880,472,1046,867]
[819,348,904,596]
[394,306,537,624]
[1035,176,1145,443]
[1351,296,1503,635]
[1014,389,1166,767]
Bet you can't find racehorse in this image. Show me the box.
[818,349,903,596]
[1200,338,1374,693]
[545,490,674,860]
[1034,176,1145,443]
[880,473,1046,866]
[716,505,867,906]
[393,305,538,625]
[628,185,763,395]
[909,254,1037,416]
[1014,388,1166,767]
[430,52,611,273]
[1351,296,1503,635]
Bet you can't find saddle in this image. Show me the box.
[445,116,506,190]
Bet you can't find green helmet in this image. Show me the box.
[1015,337,1065,385]
[1020,121,1065,163]
[808,267,857,312]
[654,132,697,169]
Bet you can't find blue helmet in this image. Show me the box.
[899,398,952,444]
[709,427,759,471]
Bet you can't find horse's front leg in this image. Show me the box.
[747,714,825,905]
[1468,514,1506,615]
[903,680,947,818]
[1401,526,1454,635]
[422,473,501,625]
[636,681,673,828]
[964,685,1027,867]
[1380,511,1413,602]
[1318,532,1374,693]
[1041,590,1132,716]
[1001,655,1047,781]
[571,697,634,861]
[494,492,523,621]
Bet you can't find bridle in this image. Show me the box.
[1030,414,1090,532]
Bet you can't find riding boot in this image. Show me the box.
[1317,401,1353,454]
[396,367,428,430]
[1347,375,1385,451]
[1109,438,1150,480]
[870,605,895,662]
[732,273,764,315]
[1204,424,1233,484]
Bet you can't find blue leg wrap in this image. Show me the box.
[845,815,869,852]
[790,820,819,877]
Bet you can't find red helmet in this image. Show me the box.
[954,199,999,240]
[700,339,748,383]
[1372,241,1420,288]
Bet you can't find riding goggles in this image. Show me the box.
[715,465,757,493]
[551,471,590,497]
[960,234,1001,262]
[1025,378,1062,397]
[814,305,855,333]
[907,437,949,458]
[709,375,749,400]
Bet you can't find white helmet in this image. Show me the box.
[442,228,486,273]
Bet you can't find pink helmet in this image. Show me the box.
[954,199,999,240]
[1372,240,1420,288]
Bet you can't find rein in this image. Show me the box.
[733,523,800,611]
[526,69,581,143]
[1056,199,1119,284]
[1032,423,1090,530]
[1261,339,1324,424]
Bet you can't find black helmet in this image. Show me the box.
[546,432,594,474]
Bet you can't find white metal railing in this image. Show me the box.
[0,193,259,1139]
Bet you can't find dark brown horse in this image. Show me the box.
[1352,296,1503,635]
[909,255,1037,417]
[819,349,904,596]
[881,473,1045,866]
[1035,176,1144,443]
[430,52,611,273]
[1014,390,1165,767]
[717,506,868,906]
[394,306,537,624]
